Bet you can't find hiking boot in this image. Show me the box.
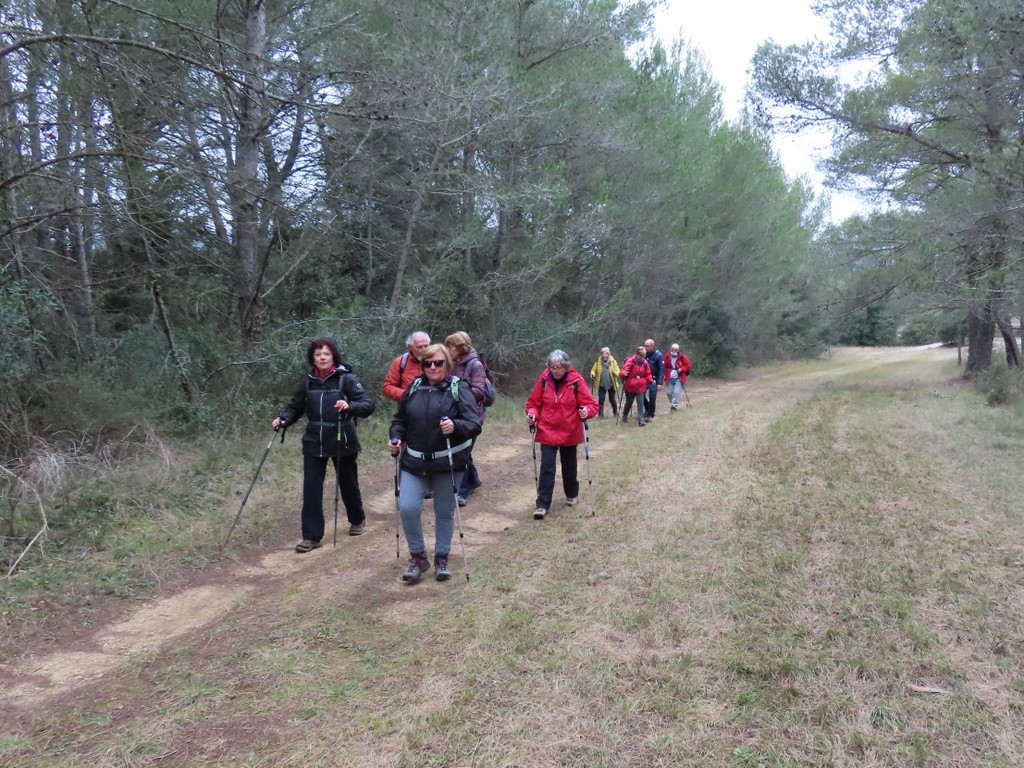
[565,497,578,507]
[295,539,322,553]
[402,553,429,583]
[348,522,364,536]
[456,494,467,507]
[434,554,451,581]
[534,508,547,520]
[637,419,645,427]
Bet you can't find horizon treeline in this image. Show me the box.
[3,0,832,459]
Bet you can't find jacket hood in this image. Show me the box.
[308,363,352,378]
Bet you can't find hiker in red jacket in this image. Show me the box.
[663,342,692,411]
[382,330,430,403]
[619,346,652,427]
[524,350,598,520]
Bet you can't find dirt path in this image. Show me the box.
[0,417,634,710]
[1,347,951,712]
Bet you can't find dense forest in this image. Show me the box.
[2,1,1024,556]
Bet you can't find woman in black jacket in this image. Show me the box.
[388,344,482,582]
[273,338,375,552]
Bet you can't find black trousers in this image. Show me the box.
[597,386,618,416]
[535,444,579,510]
[301,453,365,541]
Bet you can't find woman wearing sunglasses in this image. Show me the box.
[388,344,482,583]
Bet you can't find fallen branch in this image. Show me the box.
[907,683,948,695]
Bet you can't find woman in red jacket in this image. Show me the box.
[524,350,599,519]
[619,346,652,427]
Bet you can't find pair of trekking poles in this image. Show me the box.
[222,415,352,551]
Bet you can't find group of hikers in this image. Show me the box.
[270,333,692,584]
[589,339,692,425]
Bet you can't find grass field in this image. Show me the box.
[3,345,1023,767]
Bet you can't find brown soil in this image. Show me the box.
[1,393,688,712]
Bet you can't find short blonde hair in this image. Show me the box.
[444,331,473,357]
[635,346,646,357]
[421,344,452,369]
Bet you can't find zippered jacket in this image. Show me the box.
[524,368,598,447]
[390,375,483,477]
[382,352,423,402]
[589,356,621,391]
[278,365,375,458]
[646,348,664,385]
[663,352,692,385]
[620,355,653,394]
[451,347,488,423]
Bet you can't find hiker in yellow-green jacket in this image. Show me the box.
[589,346,621,419]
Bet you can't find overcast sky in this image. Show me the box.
[652,1,864,221]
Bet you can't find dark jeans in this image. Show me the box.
[535,444,579,510]
[301,453,365,541]
[621,391,645,424]
[597,386,618,416]
[457,438,481,497]
[644,382,659,419]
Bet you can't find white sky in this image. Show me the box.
[653,1,865,222]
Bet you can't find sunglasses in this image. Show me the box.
[423,359,446,369]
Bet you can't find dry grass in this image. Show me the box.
[4,347,1024,767]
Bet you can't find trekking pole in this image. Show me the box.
[445,436,470,581]
[223,426,285,550]
[392,446,401,559]
[582,419,593,515]
[333,416,342,548]
[683,384,691,408]
[529,423,539,492]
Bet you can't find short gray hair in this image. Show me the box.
[405,330,430,346]
[547,349,571,368]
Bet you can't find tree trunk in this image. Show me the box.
[964,302,995,376]
[996,318,1020,367]
[389,144,441,311]
[232,0,269,342]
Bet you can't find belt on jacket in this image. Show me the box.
[405,439,472,461]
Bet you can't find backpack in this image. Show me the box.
[470,358,497,407]
[407,375,462,401]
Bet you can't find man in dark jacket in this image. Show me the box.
[643,338,664,422]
